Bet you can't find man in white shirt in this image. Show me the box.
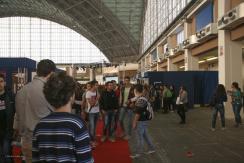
[86,80,100,148]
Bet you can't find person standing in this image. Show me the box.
[14,59,56,163]
[169,85,176,112]
[130,84,155,159]
[86,80,100,148]
[100,81,119,142]
[162,85,172,114]
[210,84,227,131]
[80,82,91,120]
[0,73,15,163]
[176,86,188,124]
[32,72,93,163]
[119,76,134,139]
[229,82,242,127]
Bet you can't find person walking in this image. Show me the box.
[130,84,155,159]
[176,86,188,124]
[210,84,227,131]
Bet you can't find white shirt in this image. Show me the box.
[86,90,99,113]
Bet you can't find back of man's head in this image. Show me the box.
[37,59,56,77]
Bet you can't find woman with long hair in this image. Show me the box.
[210,84,227,131]
[176,86,188,124]
[230,82,242,127]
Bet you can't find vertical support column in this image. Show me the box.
[166,37,177,71]
[89,68,95,81]
[167,58,177,71]
[156,46,159,71]
[184,21,199,71]
[218,0,243,118]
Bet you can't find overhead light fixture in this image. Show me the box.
[206,56,218,61]
[198,60,205,63]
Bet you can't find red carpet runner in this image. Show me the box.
[93,120,132,163]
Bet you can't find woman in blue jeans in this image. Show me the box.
[211,84,227,131]
[230,82,242,127]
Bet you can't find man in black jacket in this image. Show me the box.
[0,73,15,163]
[100,81,119,142]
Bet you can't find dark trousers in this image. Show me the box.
[163,98,170,113]
[0,137,12,163]
[212,104,225,128]
[177,104,185,123]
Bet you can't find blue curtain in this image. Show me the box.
[196,2,213,32]
[145,71,218,108]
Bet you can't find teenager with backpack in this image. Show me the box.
[130,84,155,159]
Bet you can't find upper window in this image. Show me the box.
[196,2,214,32]
[0,17,108,64]
[177,30,184,44]
[151,49,158,61]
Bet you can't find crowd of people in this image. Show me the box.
[0,59,243,162]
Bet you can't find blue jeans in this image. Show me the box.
[211,104,225,128]
[103,110,116,137]
[88,112,99,141]
[0,137,12,163]
[232,103,242,125]
[119,107,133,136]
[135,121,154,154]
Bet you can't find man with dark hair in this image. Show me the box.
[14,59,56,163]
[119,76,135,139]
[131,84,155,159]
[86,80,100,148]
[100,81,119,142]
[0,73,15,163]
[32,72,93,162]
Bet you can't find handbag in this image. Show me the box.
[176,97,181,105]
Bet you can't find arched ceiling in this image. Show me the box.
[0,0,145,63]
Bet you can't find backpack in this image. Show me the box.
[138,97,154,120]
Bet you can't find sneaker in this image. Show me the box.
[130,154,141,159]
[109,137,115,142]
[211,128,216,131]
[101,136,107,142]
[145,150,156,154]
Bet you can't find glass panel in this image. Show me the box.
[0,17,108,64]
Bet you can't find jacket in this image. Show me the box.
[14,76,54,136]
[100,90,119,111]
[120,85,135,107]
[0,87,15,138]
